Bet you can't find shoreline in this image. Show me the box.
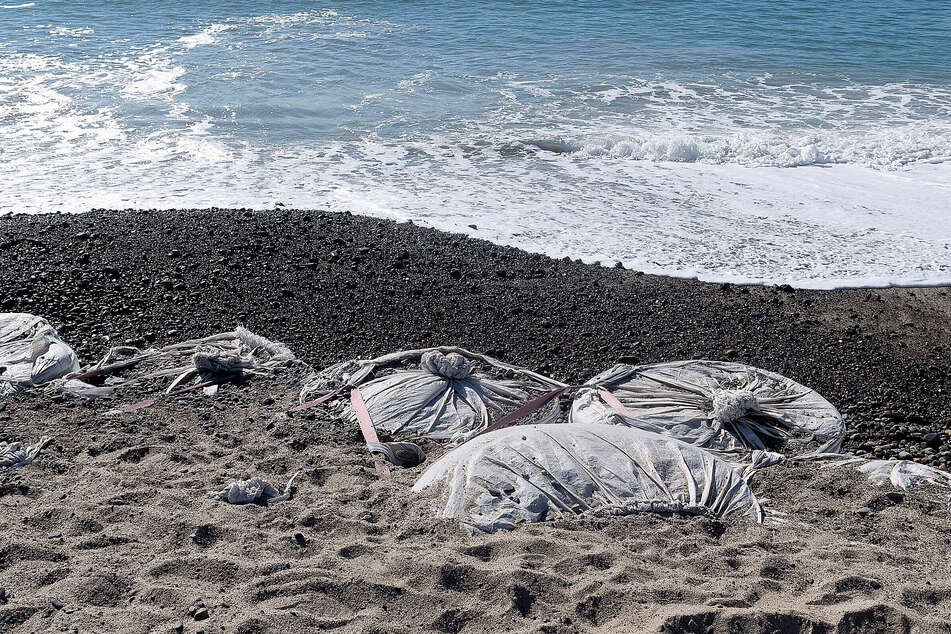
[2,208,951,632]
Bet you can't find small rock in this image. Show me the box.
[55,491,67,500]
[294,532,307,546]
[193,607,210,621]
[51,598,64,610]
[48,531,62,539]
[172,621,184,633]
[724,349,738,359]
[898,451,912,460]
[856,507,873,517]
[0,586,7,604]
[923,432,941,448]
[886,491,905,504]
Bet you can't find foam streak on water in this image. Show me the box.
[1,1,950,288]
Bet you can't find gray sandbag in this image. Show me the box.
[300,347,564,442]
[413,423,764,533]
[0,313,79,397]
[73,326,298,399]
[571,361,844,457]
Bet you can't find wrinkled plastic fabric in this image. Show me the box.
[301,348,564,442]
[413,423,764,533]
[207,472,299,505]
[807,454,951,490]
[571,361,844,457]
[0,314,79,397]
[64,326,297,399]
[0,436,51,468]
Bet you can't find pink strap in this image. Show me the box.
[599,387,635,418]
[115,378,220,413]
[289,385,346,412]
[472,386,569,440]
[350,388,391,480]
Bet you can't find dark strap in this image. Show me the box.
[350,388,392,480]
[289,384,346,412]
[472,386,569,440]
[115,378,221,413]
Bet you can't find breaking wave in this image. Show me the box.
[525,127,951,169]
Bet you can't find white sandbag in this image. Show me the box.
[301,347,564,442]
[0,313,79,396]
[571,361,844,457]
[413,423,764,533]
[71,326,298,398]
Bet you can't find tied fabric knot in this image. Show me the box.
[709,389,760,428]
[420,350,471,379]
[192,345,253,374]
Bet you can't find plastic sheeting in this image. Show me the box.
[571,361,844,457]
[0,313,79,397]
[809,454,951,490]
[207,472,299,505]
[301,347,564,442]
[413,423,764,533]
[67,326,297,399]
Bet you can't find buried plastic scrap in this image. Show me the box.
[413,423,764,533]
[207,472,300,505]
[300,347,564,441]
[0,313,80,397]
[0,436,52,468]
[571,360,844,457]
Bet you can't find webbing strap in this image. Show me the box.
[350,388,392,480]
[289,385,346,412]
[115,378,221,413]
[598,387,636,419]
[471,386,569,440]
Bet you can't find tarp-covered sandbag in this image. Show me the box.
[413,423,764,533]
[571,361,844,457]
[300,347,564,442]
[66,326,297,399]
[0,313,79,397]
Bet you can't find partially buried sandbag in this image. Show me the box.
[300,347,564,442]
[0,313,79,397]
[571,360,844,457]
[413,423,764,533]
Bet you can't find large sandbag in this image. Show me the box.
[571,361,844,457]
[300,347,563,442]
[0,313,79,396]
[413,423,764,533]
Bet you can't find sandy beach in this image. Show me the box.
[1,209,950,633]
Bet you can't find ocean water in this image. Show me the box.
[2,1,950,287]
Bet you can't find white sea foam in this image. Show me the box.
[122,67,186,96]
[1,3,35,8]
[179,23,231,49]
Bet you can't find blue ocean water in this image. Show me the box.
[2,1,950,286]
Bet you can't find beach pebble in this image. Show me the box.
[923,432,941,447]
[194,607,210,621]
[48,531,62,539]
[172,622,183,633]
[0,587,6,604]
[856,507,873,517]
[50,598,64,610]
